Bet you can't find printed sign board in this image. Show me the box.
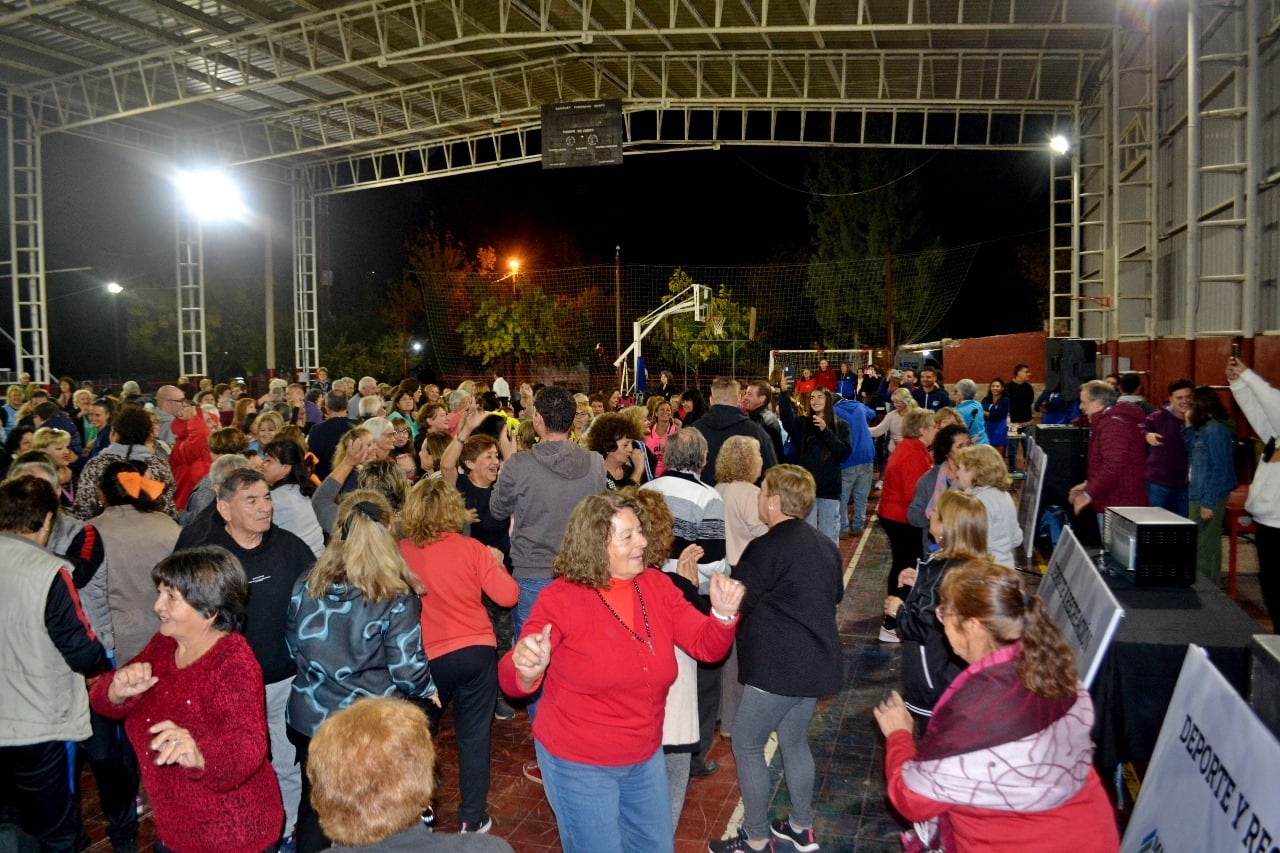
[1038,526,1124,688]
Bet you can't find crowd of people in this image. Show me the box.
[4,353,1267,853]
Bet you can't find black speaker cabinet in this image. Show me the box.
[1044,338,1097,403]
[1034,424,1100,546]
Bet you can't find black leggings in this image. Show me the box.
[880,516,924,628]
[1253,523,1280,631]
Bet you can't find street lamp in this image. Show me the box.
[107,282,123,380]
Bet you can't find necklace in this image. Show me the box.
[596,579,655,656]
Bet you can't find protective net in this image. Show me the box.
[413,245,977,391]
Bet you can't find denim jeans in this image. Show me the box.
[731,686,819,843]
[840,463,874,533]
[535,741,674,853]
[1146,481,1189,518]
[513,576,555,720]
[805,497,842,546]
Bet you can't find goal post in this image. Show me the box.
[768,349,876,384]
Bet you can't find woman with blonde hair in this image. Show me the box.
[247,409,283,453]
[286,489,439,853]
[32,426,76,507]
[645,398,680,476]
[884,490,989,729]
[875,560,1118,853]
[400,476,519,834]
[870,386,918,454]
[954,445,1020,568]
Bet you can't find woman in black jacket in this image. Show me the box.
[777,378,851,545]
[883,489,989,731]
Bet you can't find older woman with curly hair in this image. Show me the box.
[498,491,745,852]
[400,477,518,834]
[588,411,649,489]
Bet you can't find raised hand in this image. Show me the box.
[106,662,158,704]
[708,572,745,620]
[513,624,553,689]
[873,690,915,737]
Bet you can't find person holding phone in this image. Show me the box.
[1227,355,1280,628]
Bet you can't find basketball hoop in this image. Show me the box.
[707,315,725,337]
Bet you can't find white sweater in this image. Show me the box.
[1230,369,1280,527]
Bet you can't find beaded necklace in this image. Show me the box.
[596,579,655,656]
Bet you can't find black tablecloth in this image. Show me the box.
[1089,569,1259,768]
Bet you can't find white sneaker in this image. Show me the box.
[878,627,901,643]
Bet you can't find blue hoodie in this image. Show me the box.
[833,398,877,467]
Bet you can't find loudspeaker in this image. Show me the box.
[1035,425,1087,507]
[1044,338,1097,403]
[1034,424,1100,546]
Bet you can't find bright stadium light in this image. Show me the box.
[174,168,247,222]
[1049,135,1071,155]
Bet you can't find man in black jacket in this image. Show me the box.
[694,376,777,486]
[177,468,314,847]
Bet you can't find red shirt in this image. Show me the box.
[400,531,519,659]
[498,568,735,766]
[812,367,838,392]
[879,437,932,523]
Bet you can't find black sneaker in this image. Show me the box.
[709,830,773,852]
[689,757,720,778]
[770,818,819,851]
[459,814,492,834]
[494,696,517,721]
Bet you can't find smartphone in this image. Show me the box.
[1232,341,1241,360]
[783,364,795,380]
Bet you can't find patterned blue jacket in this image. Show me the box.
[286,576,436,737]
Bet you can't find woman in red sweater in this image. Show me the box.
[878,407,937,642]
[89,547,283,853]
[499,491,745,853]
[400,476,520,835]
[874,560,1119,853]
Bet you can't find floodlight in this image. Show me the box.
[175,168,246,221]
[1049,135,1071,155]
[106,282,123,294]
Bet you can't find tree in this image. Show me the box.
[803,150,959,348]
[651,269,763,383]
[455,277,597,374]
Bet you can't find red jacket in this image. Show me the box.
[1085,402,1148,512]
[880,437,932,524]
[885,730,1119,852]
[168,413,211,511]
[498,568,735,766]
[812,367,838,392]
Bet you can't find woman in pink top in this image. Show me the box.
[399,476,519,834]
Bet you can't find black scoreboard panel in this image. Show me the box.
[540,100,624,169]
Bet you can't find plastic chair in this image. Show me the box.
[1225,485,1255,600]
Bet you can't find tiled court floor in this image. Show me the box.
[65,520,1273,853]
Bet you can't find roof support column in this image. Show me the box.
[5,94,52,383]
[175,201,208,379]
[292,171,319,380]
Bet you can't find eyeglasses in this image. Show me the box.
[393,428,410,436]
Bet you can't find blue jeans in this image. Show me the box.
[1146,481,1189,518]
[535,741,674,853]
[513,576,555,720]
[731,687,819,843]
[805,498,841,546]
[840,463,874,533]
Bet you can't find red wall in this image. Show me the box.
[939,331,1047,386]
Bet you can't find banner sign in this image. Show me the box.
[1038,526,1124,688]
[1018,439,1047,556]
[1122,645,1280,853]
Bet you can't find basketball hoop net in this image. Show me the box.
[707,315,725,337]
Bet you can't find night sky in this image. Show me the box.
[15,133,1052,378]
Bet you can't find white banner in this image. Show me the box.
[1038,526,1124,688]
[1122,645,1280,853]
[1018,439,1047,557]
